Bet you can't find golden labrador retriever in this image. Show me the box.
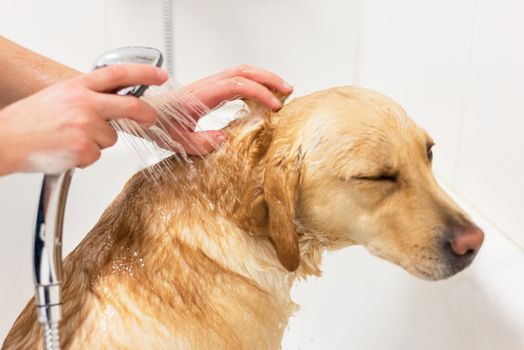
[2,86,484,349]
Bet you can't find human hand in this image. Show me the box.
[0,64,167,175]
[157,65,293,155]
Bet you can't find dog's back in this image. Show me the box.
[3,114,294,349]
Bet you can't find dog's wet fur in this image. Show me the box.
[3,86,483,349]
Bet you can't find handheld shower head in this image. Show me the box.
[93,46,164,97]
[33,46,163,350]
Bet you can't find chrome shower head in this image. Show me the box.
[92,46,164,97]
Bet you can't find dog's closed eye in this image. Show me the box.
[351,172,399,183]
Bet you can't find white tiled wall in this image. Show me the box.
[1,0,523,348]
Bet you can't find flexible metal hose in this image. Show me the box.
[163,0,175,76]
[34,171,72,350]
[42,322,60,350]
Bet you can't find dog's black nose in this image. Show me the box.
[443,226,484,269]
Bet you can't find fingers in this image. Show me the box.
[219,64,293,95]
[167,130,228,155]
[67,114,116,167]
[185,64,293,112]
[74,139,102,169]
[77,64,168,93]
[222,76,283,110]
[191,77,283,111]
[93,93,158,126]
[91,119,118,149]
[68,118,116,169]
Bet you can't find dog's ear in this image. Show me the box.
[263,149,303,271]
[236,91,301,271]
[235,135,302,273]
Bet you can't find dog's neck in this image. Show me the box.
[145,112,324,281]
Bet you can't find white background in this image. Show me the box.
[1,0,523,348]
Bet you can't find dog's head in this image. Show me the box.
[234,86,483,280]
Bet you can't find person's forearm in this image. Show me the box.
[0,36,81,108]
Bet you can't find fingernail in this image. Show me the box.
[156,68,168,81]
[282,80,293,91]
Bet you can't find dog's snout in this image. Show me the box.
[448,226,484,256]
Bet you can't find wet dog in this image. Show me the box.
[3,86,484,349]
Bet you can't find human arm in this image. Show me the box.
[0,36,81,108]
